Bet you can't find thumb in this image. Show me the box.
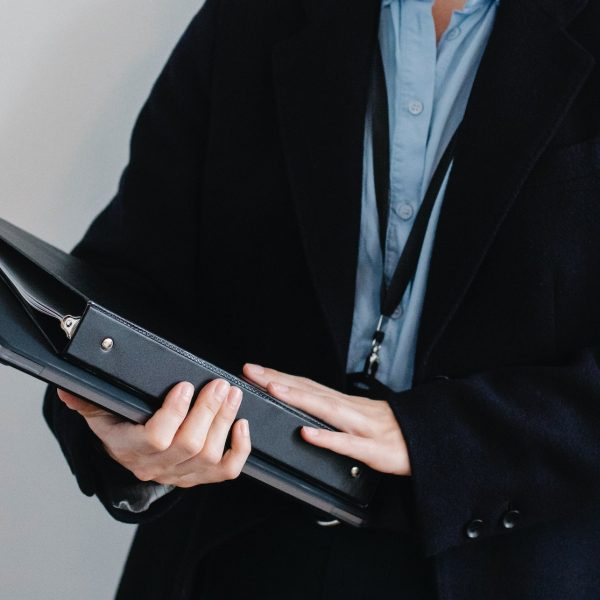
[56,388,127,444]
[57,389,114,420]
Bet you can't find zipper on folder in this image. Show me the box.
[0,249,82,340]
[60,315,81,339]
[7,274,82,339]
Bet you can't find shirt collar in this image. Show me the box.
[382,0,497,8]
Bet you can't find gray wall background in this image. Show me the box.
[0,2,203,598]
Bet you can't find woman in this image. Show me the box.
[46,0,600,597]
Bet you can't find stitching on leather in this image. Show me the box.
[91,304,332,430]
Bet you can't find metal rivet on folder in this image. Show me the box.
[101,338,114,351]
[350,466,361,479]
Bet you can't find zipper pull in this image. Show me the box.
[60,315,81,339]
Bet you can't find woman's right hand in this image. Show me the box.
[56,379,250,488]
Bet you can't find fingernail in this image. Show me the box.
[303,427,319,437]
[228,387,242,409]
[272,383,290,394]
[245,363,264,375]
[240,419,250,437]
[216,380,230,400]
[180,382,195,402]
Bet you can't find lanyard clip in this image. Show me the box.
[363,315,387,381]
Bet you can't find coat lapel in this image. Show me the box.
[414,0,595,380]
[273,0,381,371]
[272,0,594,380]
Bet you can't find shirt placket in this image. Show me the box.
[384,0,437,309]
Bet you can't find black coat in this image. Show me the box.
[43,0,600,598]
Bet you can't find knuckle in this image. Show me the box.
[169,401,189,420]
[222,462,242,480]
[361,423,376,438]
[200,397,220,418]
[145,432,171,453]
[216,407,236,423]
[133,467,157,483]
[178,437,204,457]
[201,448,222,466]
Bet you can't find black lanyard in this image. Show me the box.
[361,46,459,384]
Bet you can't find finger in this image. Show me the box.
[138,381,195,453]
[57,389,129,445]
[219,418,251,480]
[243,364,339,396]
[164,379,230,463]
[198,386,243,465]
[175,418,251,485]
[57,389,112,418]
[301,427,376,466]
[266,382,364,433]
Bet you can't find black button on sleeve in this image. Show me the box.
[502,510,521,530]
[465,519,484,539]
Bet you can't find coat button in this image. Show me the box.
[502,510,521,530]
[465,519,484,539]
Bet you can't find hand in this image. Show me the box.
[242,364,411,476]
[57,379,251,487]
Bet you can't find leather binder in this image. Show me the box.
[0,217,378,524]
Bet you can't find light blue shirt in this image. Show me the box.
[346,0,499,392]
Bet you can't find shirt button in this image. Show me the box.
[408,100,424,116]
[396,203,414,221]
[465,519,484,540]
[391,305,404,320]
[446,26,462,40]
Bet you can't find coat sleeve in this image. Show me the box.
[386,348,600,556]
[43,385,183,523]
[43,0,221,524]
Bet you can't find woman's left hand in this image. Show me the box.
[242,364,411,476]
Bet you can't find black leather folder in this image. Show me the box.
[0,217,378,525]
